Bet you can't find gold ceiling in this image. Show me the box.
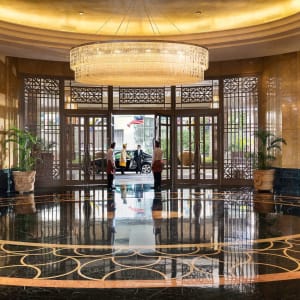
[0,0,299,36]
[0,0,300,62]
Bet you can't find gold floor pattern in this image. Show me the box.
[1,186,300,288]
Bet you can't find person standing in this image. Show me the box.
[151,140,163,191]
[134,144,144,174]
[120,144,128,175]
[106,142,116,191]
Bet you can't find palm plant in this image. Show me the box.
[4,127,41,171]
[251,128,286,170]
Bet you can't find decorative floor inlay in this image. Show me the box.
[1,185,300,288]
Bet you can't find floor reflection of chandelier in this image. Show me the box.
[70,40,209,87]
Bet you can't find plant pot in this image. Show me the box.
[253,169,275,192]
[179,150,194,166]
[12,170,36,193]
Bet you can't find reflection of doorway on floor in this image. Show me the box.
[112,114,154,154]
[114,173,153,185]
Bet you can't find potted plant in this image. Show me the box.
[4,127,41,193]
[250,128,286,192]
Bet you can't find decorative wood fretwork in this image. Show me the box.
[119,88,165,104]
[181,86,213,103]
[24,77,59,95]
[223,76,259,181]
[71,86,103,104]
[23,76,61,185]
[224,76,258,93]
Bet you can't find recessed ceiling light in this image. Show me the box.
[194,10,202,16]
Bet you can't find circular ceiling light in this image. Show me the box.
[70,40,209,87]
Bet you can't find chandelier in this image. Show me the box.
[70,40,209,87]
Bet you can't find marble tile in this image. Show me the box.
[1,185,300,299]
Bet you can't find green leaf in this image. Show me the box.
[249,128,287,170]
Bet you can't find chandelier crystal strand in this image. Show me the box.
[70,41,209,87]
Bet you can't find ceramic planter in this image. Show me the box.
[12,170,36,193]
[253,169,275,192]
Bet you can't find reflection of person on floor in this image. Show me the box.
[107,191,116,244]
[152,192,163,244]
[121,184,127,204]
[193,200,201,223]
[135,184,143,201]
[152,140,163,191]
[134,144,144,174]
[106,142,116,191]
[193,199,202,243]
[83,199,91,244]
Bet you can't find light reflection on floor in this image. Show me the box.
[1,184,300,295]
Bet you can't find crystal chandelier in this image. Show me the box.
[70,40,209,87]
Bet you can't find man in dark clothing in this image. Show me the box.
[134,144,144,174]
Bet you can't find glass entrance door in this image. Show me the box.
[176,114,219,184]
[155,114,171,185]
[64,115,108,185]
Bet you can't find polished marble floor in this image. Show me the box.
[1,178,300,299]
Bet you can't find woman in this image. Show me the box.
[120,144,128,175]
[152,140,163,191]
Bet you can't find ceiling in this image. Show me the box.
[0,0,300,62]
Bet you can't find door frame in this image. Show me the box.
[174,109,221,186]
[154,113,172,187]
[62,111,109,185]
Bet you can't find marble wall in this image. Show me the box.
[0,57,19,169]
[262,53,300,168]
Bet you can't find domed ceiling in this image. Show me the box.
[0,0,299,61]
